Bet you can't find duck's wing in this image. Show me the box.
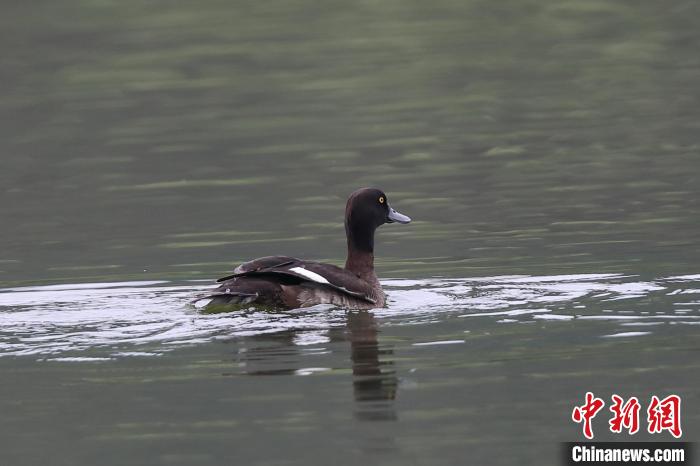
[229,255,299,275]
[217,257,376,304]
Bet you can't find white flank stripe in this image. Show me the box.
[289,267,330,284]
[601,331,652,338]
[412,340,465,346]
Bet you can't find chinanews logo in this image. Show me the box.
[564,392,691,465]
[571,392,681,439]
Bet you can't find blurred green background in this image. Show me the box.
[2,2,700,465]
[2,0,699,286]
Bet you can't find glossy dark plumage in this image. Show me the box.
[204,188,411,311]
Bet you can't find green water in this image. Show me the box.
[1,0,699,464]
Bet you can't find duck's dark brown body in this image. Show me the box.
[205,188,410,311]
[208,256,384,309]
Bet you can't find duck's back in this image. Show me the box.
[205,256,384,311]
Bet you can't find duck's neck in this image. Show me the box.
[345,247,375,278]
[344,222,377,281]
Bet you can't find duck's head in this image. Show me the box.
[345,188,411,253]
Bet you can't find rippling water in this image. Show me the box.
[3,0,700,463]
[2,273,698,465]
[2,273,698,359]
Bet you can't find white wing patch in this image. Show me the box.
[289,267,330,285]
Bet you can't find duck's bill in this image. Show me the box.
[387,206,411,224]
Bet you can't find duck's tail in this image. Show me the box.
[191,291,259,313]
[194,276,288,312]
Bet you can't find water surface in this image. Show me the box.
[1,0,699,464]
[1,274,699,465]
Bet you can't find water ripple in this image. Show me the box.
[0,273,697,359]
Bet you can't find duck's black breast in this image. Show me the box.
[210,256,382,309]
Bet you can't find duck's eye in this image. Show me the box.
[378,196,385,204]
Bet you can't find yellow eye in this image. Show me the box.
[379,196,385,204]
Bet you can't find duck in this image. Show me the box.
[204,187,411,311]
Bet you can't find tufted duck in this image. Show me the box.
[204,187,411,311]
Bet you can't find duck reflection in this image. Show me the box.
[345,310,398,421]
[228,329,302,376]
[230,310,398,421]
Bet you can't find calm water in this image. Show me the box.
[1,0,699,464]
